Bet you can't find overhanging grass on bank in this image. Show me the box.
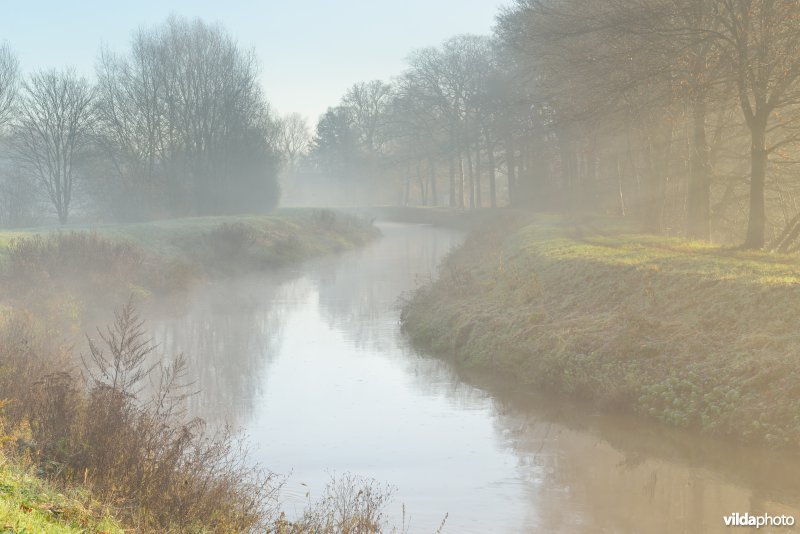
[402,214,800,447]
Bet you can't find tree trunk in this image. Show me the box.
[617,157,626,217]
[743,116,767,249]
[465,149,475,209]
[585,148,597,210]
[687,96,710,241]
[506,143,516,207]
[457,151,465,208]
[448,155,456,207]
[559,129,576,204]
[428,158,438,206]
[403,163,411,206]
[416,160,427,205]
[642,134,664,234]
[488,142,497,208]
[475,142,483,208]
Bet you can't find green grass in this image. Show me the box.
[402,213,800,448]
[0,459,122,533]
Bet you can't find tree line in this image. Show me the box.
[0,16,307,226]
[305,0,800,248]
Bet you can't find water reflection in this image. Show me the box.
[148,222,800,533]
[148,276,297,428]
[312,222,462,352]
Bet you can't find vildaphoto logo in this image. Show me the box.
[723,513,795,528]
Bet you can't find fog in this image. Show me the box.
[2,2,800,533]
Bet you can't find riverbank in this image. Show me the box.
[0,457,123,533]
[0,208,379,325]
[0,208,383,532]
[0,208,380,271]
[401,213,800,448]
[348,205,511,231]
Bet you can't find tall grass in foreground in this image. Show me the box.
[1,299,279,531]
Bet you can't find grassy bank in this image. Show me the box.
[401,213,800,448]
[0,208,380,266]
[0,458,123,533]
[0,209,379,326]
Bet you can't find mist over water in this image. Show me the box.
[5,1,800,531]
[145,222,800,533]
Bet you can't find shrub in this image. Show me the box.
[312,209,338,229]
[10,300,279,532]
[3,232,146,283]
[176,221,267,274]
[275,474,395,534]
[0,233,153,311]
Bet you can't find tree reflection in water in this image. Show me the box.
[148,274,299,429]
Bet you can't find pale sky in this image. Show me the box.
[0,1,508,123]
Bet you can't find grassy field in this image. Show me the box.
[401,213,800,448]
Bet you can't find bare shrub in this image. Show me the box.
[28,372,81,468]
[311,209,377,246]
[82,301,157,397]
[78,299,278,531]
[1,232,150,300]
[178,221,266,274]
[206,222,260,257]
[276,473,396,534]
[6,232,145,278]
[10,299,280,532]
[312,209,338,229]
[272,233,304,262]
[0,311,72,427]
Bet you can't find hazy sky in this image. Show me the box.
[0,1,507,123]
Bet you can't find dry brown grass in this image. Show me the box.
[1,301,280,532]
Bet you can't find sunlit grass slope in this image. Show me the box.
[0,459,122,534]
[402,214,800,447]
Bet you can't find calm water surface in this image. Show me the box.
[149,222,800,533]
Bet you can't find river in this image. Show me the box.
[148,222,800,533]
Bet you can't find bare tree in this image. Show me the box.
[716,0,800,248]
[0,42,19,129]
[0,43,26,227]
[342,80,392,153]
[276,112,310,174]
[13,69,95,224]
[406,37,490,208]
[95,16,281,217]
